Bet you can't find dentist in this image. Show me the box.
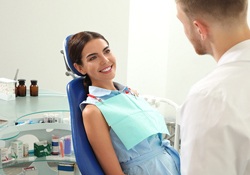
[175,0,250,174]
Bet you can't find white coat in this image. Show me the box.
[180,40,250,175]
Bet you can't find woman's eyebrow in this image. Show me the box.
[86,53,97,58]
[103,46,109,51]
[86,46,109,58]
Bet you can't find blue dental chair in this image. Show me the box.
[62,35,105,175]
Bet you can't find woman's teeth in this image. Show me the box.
[101,66,111,72]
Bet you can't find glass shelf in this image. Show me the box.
[0,90,69,122]
[1,154,76,169]
[0,125,19,141]
[0,90,79,174]
[0,123,71,141]
[0,90,70,140]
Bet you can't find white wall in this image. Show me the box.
[127,1,250,106]
[0,0,130,93]
[2,0,249,106]
[165,1,216,104]
[127,0,170,97]
[127,0,215,105]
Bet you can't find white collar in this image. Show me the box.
[218,39,250,66]
[89,82,127,97]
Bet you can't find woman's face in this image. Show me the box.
[78,38,116,87]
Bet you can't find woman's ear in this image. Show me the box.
[193,20,208,40]
[73,63,87,75]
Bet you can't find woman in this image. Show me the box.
[68,31,180,175]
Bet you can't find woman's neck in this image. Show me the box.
[92,81,117,90]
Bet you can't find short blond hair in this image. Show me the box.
[176,0,248,21]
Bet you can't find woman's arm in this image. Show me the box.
[82,105,125,175]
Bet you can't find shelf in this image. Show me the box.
[1,155,76,169]
[0,155,80,175]
[0,119,8,129]
[0,90,79,175]
[0,126,19,140]
[0,90,69,122]
[0,123,71,141]
[17,123,71,132]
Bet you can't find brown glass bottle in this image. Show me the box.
[17,79,26,97]
[30,80,38,96]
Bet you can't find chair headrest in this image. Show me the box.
[63,35,84,77]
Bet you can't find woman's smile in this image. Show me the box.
[100,66,112,73]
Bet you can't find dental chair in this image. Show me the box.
[62,35,105,175]
[62,35,181,175]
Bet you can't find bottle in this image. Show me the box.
[23,143,29,157]
[51,135,59,155]
[30,80,38,96]
[17,79,26,97]
[63,136,72,156]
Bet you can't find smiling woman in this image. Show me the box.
[67,31,181,175]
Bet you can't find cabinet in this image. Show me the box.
[0,90,80,175]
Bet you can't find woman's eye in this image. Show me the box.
[105,49,111,54]
[88,56,96,61]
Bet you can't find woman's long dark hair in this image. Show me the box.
[68,31,109,93]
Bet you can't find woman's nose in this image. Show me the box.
[100,55,109,64]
